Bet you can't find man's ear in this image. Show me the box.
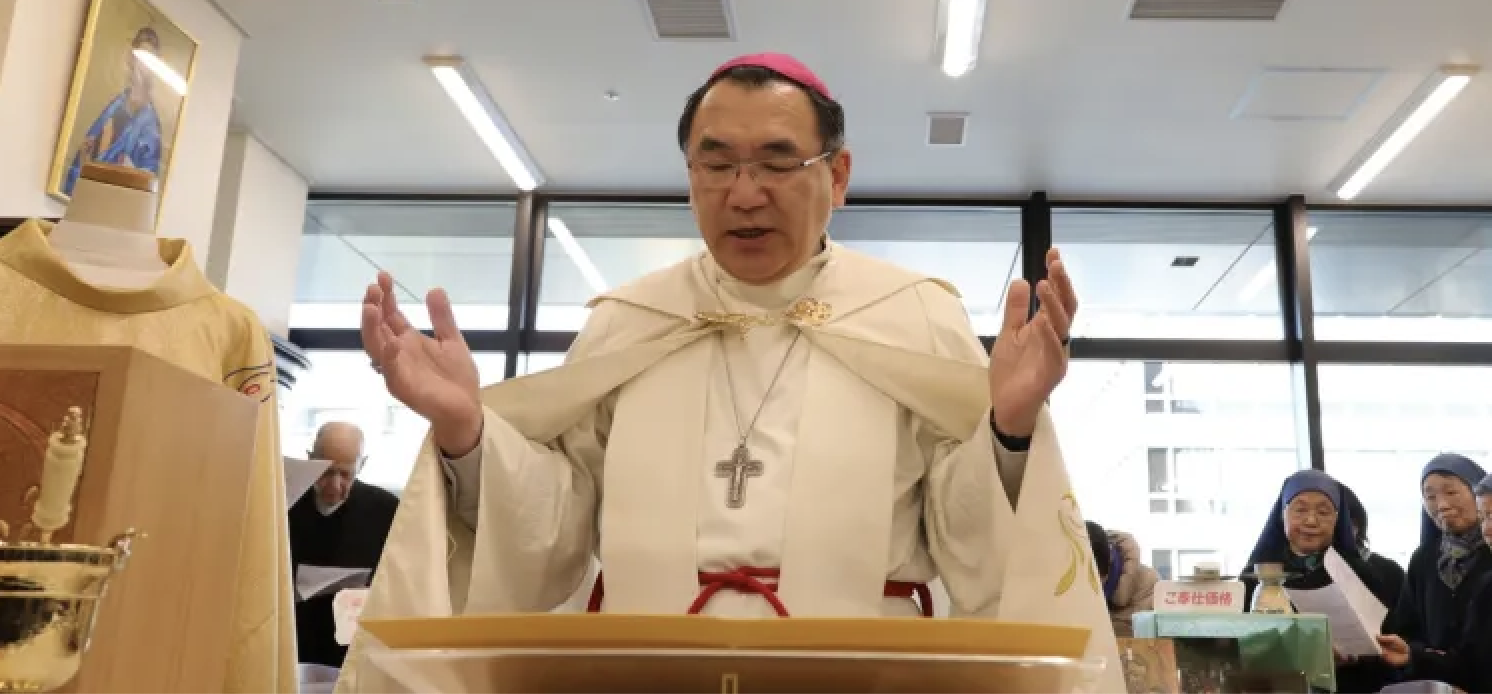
[830,148,852,208]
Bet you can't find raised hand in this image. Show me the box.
[988,248,1078,438]
[361,272,483,455]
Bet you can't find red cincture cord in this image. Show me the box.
[586,567,933,617]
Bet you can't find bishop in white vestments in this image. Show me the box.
[342,53,1123,692]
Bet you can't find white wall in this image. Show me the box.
[209,130,308,337]
[0,2,16,84]
[0,0,86,221]
[0,0,241,263]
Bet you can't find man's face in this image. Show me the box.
[314,459,358,506]
[128,40,157,90]
[312,435,363,506]
[685,80,851,284]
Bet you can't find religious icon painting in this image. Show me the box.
[48,0,198,205]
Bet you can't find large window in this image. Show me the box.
[1307,211,1492,342]
[294,201,515,331]
[538,203,702,331]
[279,350,508,494]
[1052,209,1284,339]
[831,206,1019,335]
[537,203,1020,333]
[1050,360,1302,576]
[1318,364,1492,566]
[284,196,1492,584]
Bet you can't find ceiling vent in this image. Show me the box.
[1128,0,1285,20]
[644,0,735,40]
[1171,256,1200,268]
[927,113,968,147]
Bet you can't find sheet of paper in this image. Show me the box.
[1285,548,1389,658]
[1322,547,1390,634]
[298,662,340,694]
[1286,584,1379,656]
[334,588,369,645]
[296,565,371,601]
[285,456,330,505]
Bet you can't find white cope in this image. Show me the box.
[439,248,1027,618]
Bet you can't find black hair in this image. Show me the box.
[1342,483,1369,549]
[676,65,846,154]
[1086,521,1112,579]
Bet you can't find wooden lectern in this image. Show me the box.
[351,614,1107,693]
[0,345,260,692]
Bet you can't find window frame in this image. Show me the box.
[282,193,1492,475]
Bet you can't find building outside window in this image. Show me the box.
[1053,359,1302,576]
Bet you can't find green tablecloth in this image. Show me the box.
[1132,611,1335,692]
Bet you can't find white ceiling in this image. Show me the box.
[220,0,1492,201]
[294,202,1492,336]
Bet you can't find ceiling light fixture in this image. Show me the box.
[934,0,986,78]
[1238,227,1318,302]
[133,49,188,95]
[1331,65,1478,201]
[547,218,608,295]
[425,55,544,191]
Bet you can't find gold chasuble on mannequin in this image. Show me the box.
[340,244,1123,693]
[0,219,297,693]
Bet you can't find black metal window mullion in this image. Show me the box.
[503,193,547,378]
[1020,191,1053,319]
[1274,195,1325,471]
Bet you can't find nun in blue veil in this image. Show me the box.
[1382,453,1490,682]
[1241,470,1397,693]
[1377,472,1492,693]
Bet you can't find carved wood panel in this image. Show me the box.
[0,369,100,543]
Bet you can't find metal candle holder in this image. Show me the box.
[0,407,138,692]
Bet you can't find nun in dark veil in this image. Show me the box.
[1241,470,1397,693]
[1383,453,1490,683]
[1377,472,1492,693]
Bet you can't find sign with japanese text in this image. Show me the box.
[1153,580,1246,613]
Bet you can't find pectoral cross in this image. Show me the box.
[715,444,763,509]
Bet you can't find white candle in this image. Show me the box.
[33,407,87,539]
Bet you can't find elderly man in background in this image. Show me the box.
[289,422,399,670]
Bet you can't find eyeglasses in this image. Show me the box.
[687,151,833,190]
[1286,506,1337,522]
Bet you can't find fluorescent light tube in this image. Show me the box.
[132,49,188,95]
[547,218,607,295]
[936,0,986,78]
[426,56,544,191]
[1333,66,1477,201]
[1238,227,1318,302]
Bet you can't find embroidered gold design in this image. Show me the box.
[1055,491,1101,597]
[694,298,834,334]
[784,297,832,327]
[694,310,775,334]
